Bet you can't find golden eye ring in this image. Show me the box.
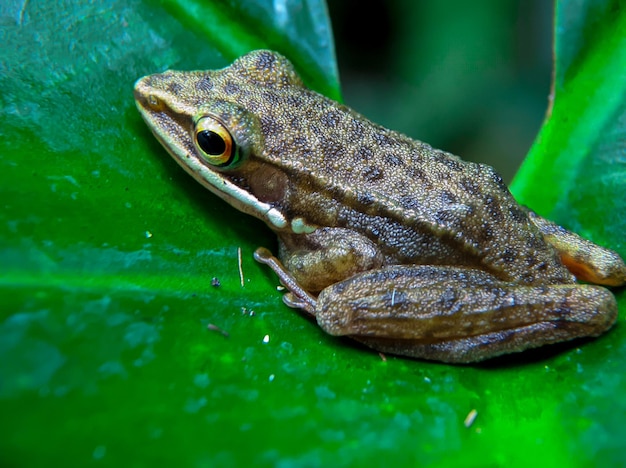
[194,116,238,167]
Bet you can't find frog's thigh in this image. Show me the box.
[315,265,618,363]
[278,228,384,292]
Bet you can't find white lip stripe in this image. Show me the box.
[193,161,289,228]
[137,100,289,230]
[267,208,288,229]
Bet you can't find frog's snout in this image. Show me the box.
[133,76,160,111]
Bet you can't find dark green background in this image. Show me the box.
[331,0,552,183]
[1,0,625,466]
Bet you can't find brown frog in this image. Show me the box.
[134,50,626,363]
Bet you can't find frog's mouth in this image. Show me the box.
[133,76,289,232]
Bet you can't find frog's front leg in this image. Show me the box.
[255,249,617,363]
[276,228,385,292]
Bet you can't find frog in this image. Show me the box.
[134,50,626,363]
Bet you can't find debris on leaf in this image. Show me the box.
[464,409,478,428]
[207,323,229,338]
[237,247,244,287]
[241,307,255,317]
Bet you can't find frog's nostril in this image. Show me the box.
[133,80,163,111]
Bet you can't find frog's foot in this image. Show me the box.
[254,247,317,316]
[529,212,626,286]
[315,265,618,363]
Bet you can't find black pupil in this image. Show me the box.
[197,130,226,155]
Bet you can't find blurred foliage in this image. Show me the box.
[330,0,552,182]
[511,0,626,253]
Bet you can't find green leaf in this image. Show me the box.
[2,0,626,467]
[154,0,340,100]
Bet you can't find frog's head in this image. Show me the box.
[134,50,315,233]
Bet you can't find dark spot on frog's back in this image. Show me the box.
[351,119,365,138]
[491,170,508,191]
[461,177,480,196]
[289,116,301,131]
[293,136,308,148]
[478,163,508,191]
[476,224,494,242]
[321,138,345,159]
[286,94,304,108]
[374,133,392,146]
[438,287,458,310]
[357,193,375,206]
[526,234,545,251]
[440,190,459,205]
[554,303,574,318]
[406,167,432,188]
[400,195,421,211]
[195,76,213,92]
[330,281,348,295]
[356,146,373,161]
[224,82,240,95]
[483,195,503,222]
[363,165,384,182]
[321,111,342,128]
[262,91,280,105]
[435,152,463,172]
[255,51,276,70]
[260,116,282,135]
[434,209,460,226]
[384,154,404,166]
[502,246,517,263]
[167,82,184,95]
[509,206,528,224]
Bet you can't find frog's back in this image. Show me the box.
[206,51,575,285]
[255,95,566,284]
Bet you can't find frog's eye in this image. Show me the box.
[194,117,240,167]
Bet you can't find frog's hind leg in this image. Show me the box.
[316,265,618,363]
[529,212,626,287]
